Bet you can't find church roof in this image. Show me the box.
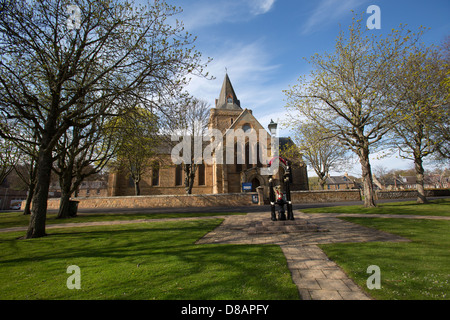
[215,74,242,110]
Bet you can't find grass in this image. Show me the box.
[301,198,450,216]
[1,198,449,300]
[0,210,244,230]
[0,219,299,300]
[319,218,450,300]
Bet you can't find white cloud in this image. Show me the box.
[179,0,276,30]
[301,0,364,34]
[249,0,276,15]
[185,40,281,107]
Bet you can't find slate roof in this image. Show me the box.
[215,73,242,110]
[326,176,353,185]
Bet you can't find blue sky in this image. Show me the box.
[172,0,450,176]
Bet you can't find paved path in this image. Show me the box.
[196,211,449,300]
[2,211,448,300]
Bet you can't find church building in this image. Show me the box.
[107,74,309,200]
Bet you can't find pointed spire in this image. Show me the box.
[215,73,241,110]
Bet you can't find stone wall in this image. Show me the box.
[290,190,361,203]
[44,192,260,210]
[42,189,362,210]
[376,189,450,199]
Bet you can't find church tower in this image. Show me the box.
[208,73,271,194]
[209,74,245,134]
[215,73,241,110]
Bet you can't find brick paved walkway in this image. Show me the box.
[196,211,426,300]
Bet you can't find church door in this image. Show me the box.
[251,177,260,192]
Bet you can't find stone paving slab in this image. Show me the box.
[195,210,415,300]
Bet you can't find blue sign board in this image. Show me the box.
[242,182,252,191]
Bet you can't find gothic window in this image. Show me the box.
[257,142,263,168]
[242,123,251,132]
[227,97,233,103]
[235,143,242,172]
[175,164,183,186]
[245,143,250,168]
[198,163,205,186]
[151,161,160,186]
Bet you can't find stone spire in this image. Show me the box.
[215,73,242,110]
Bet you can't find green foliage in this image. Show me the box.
[284,12,436,207]
[106,106,160,194]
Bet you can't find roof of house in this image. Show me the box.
[326,175,353,185]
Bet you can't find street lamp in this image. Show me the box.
[268,119,277,136]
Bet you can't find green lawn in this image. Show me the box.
[320,218,450,300]
[0,210,244,230]
[0,219,299,300]
[302,198,450,299]
[301,198,450,216]
[1,199,449,300]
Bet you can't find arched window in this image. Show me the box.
[245,143,250,168]
[235,143,242,172]
[242,123,251,132]
[256,143,262,168]
[175,164,183,186]
[198,163,205,186]
[151,161,160,186]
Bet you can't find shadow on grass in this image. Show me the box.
[0,219,299,300]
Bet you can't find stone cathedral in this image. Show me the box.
[107,74,308,199]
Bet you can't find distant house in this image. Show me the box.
[399,176,417,189]
[373,174,450,190]
[380,177,405,190]
[325,173,358,190]
[49,180,108,198]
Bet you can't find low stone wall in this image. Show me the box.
[376,189,450,199]
[290,189,361,203]
[44,192,260,210]
[42,189,362,210]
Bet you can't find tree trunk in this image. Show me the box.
[57,192,71,219]
[318,173,327,190]
[414,154,428,204]
[358,146,376,207]
[134,180,141,196]
[57,162,74,218]
[25,148,53,238]
[25,106,58,239]
[184,164,196,194]
[22,181,35,215]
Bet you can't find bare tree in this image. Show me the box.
[390,46,448,203]
[54,115,117,218]
[0,137,17,185]
[285,15,424,207]
[283,123,349,190]
[108,107,159,196]
[168,98,210,194]
[0,0,208,238]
